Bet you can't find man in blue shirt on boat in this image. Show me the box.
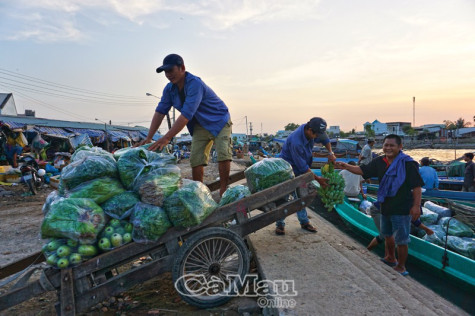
[419,157,439,190]
[142,54,232,196]
[336,134,423,276]
[275,117,336,235]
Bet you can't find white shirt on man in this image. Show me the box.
[340,169,364,196]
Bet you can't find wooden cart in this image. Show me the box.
[0,172,318,315]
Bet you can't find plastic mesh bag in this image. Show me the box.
[41,198,106,244]
[423,201,452,220]
[42,238,98,269]
[66,177,125,204]
[446,236,475,259]
[438,217,473,237]
[219,185,251,206]
[133,165,182,206]
[42,190,64,215]
[130,202,172,243]
[61,156,118,190]
[100,191,140,219]
[244,158,294,193]
[163,180,218,228]
[420,207,439,226]
[117,148,176,190]
[71,146,116,164]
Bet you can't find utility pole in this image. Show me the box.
[245,116,248,140]
[413,96,415,127]
[249,122,253,138]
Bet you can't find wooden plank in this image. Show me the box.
[60,268,75,316]
[0,280,50,311]
[0,251,44,279]
[206,170,246,192]
[74,255,174,314]
[230,193,317,237]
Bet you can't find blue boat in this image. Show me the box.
[334,197,475,289]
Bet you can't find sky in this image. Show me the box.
[0,0,474,135]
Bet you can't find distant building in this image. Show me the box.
[386,122,411,136]
[327,126,340,136]
[0,93,18,116]
[363,120,387,135]
[275,130,292,138]
[415,124,445,138]
[232,133,247,142]
[455,127,475,138]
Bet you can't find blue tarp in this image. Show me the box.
[127,131,142,142]
[33,126,72,138]
[1,121,25,129]
[69,134,93,149]
[108,130,131,142]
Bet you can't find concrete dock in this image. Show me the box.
[246,207,469,316]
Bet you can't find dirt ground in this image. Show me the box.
[0,159,256,315]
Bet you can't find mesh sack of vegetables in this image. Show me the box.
[41,198,106,244]
[438,217,473,237]
[61,156,118,190]
[71,146,116,164]
[420,207,439,226]
[100,191,140,220]
[219,184,251,206]
[422,225,447,246]
[163,180,218,228]
[244,158,294,193]
[446,236,475,259]
[133,165,182,207]
[113,143,170,161]
[66,177,125,204]
[130,202,172,243]
[117,147,177,190]
[318,163,345,211]
[42,190,64,215]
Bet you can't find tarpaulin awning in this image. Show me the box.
[69,134,94,149]
[1,121,25,129]
[34,126,72,138]
[108,130,131,142]
[139,130,161,141]
[127,130,142,142]
[64,128,105,138]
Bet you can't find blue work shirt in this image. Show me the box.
[156,72,230,136]
[279,125,329,176]
[419,165,439,189]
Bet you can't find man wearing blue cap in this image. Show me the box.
[142,54,232,196]
[275,117,336,235]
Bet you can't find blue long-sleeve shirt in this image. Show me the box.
[279,125,329,176]
[419,166,439,189]
[156,72,230,136]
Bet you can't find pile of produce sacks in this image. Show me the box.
[40,146,218,269]
[417,201,474,259]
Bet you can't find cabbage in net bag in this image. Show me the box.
[130,202,172,243]
[244,158,295,193]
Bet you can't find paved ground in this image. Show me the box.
[247,208,469,316]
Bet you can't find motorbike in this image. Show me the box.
[18,155,45,195]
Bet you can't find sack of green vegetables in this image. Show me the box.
[133,164,182,207]
[117,148,176,190]
[71,146,116,164]
[42,238,99,269]
[244,158,294,193]
[219,184,251,206]
[163,180,218,228]
[41,198,107,245]
[65,177,125,204]
[60,156,118,190]
[130,202,172,243]
[100,191,141,220]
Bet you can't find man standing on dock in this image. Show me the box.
[336,134,423,276]
[275,117,336,235]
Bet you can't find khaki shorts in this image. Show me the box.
[190,120,233,168]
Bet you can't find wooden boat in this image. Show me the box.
[365,184,475,204]
[333,197,475,289]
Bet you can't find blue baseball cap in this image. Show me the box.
[307,117,327,134]
[156,54,184,73]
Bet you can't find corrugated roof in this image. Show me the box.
[1,120,25,129]
[64,128,105,138]
[108,130,131,142]
[34,126,72,138]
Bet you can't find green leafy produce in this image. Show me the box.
[61,156,118,190]
[420,207,439,226]
[100,191,140,219]
[71,146,116,164]
[134,165,182,206]
[318,163,345,211]
[67,177,125,204]
[41,198,106,244]
[113,143,170,160]
[42,190,63,215]
[130,202,172,243]
[163,180,218,228]
[438,217,473,237]
[244,158,295,193]
[117,148,177,190]
[219,185,251,206]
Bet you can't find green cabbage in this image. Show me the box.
[244,158,294,193]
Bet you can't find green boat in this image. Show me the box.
[334,197,475,290]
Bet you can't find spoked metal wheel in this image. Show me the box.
[172,227,251,308]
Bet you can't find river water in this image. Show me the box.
[386,149,473,163]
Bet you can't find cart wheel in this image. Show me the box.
[172,227,251,308]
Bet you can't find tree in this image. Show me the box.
[364,124,375,138]
[444,117,471,129]
[402,125,416,136]
[284,123,300,131]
